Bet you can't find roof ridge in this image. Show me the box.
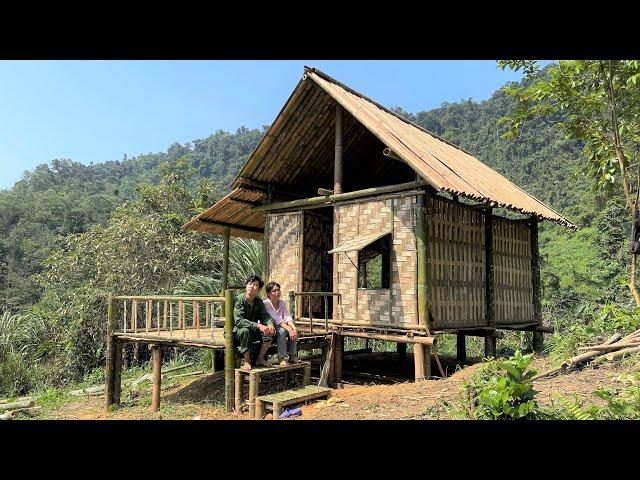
[303,66,476,158]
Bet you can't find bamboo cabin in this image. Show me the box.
[104,66,575,414]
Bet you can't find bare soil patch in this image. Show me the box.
[40,352,637,420]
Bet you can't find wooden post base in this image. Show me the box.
[150,345,162,412]
[413,344,431,381]
[234,370,243,414]
[114,340,123,405]
[484,334,497,358]
[533,331,544,353]
[456,333,466,364]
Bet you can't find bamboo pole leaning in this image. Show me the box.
[532,328,640,381]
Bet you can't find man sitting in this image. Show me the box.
[233,275,275,371]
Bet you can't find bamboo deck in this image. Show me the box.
[113,324,331,349]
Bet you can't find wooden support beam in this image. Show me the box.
[337,330,436,345]
[196,218,264,235]
[104,294,116,411]
[457,333,466,363]
[150,345,162,412]
[224,289,235,413]
[254,180,426,213]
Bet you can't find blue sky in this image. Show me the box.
[0,60,544,190]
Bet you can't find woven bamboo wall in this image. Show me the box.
[335,196,416,326]
[301,211,333,317]
[266,212,302,302]
[426,196,486,330]
[493,218,534,325]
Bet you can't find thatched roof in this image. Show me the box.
[184,66,575,237]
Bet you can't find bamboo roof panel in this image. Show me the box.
[199,66,575,236]
[305,68,575,228]
[181,188,265,240]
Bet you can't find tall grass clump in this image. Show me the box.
[0,309,62,396]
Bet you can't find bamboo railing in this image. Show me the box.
[106,291,236,413]
[291,291,341,334]
[113,295,226,340]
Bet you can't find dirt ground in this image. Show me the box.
[39,351,637,421]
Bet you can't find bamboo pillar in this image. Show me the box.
[414,342,426,381]
[221,226,230,316]
[484,209,496,357]
[484,335,497,358]
[457,333,467,363]
[332,104,343,320]
[530,219,544,353]
[104,294,116,411]
[298,216,305,317]
[114,339,123,405]
[334,104,343,194]
[262,219,269,286]
[234,370,243,414]
[150,345,162,412]
[289,291,296,320]
[415,193,431,380]
[333,334,344,385]
[224,289,235,413]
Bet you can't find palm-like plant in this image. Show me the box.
[175,238,263,296]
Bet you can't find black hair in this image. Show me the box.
[245,275,264,289]
[265,281,281,294]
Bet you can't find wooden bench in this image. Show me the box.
[255,385,332,419]
[234,361,311,417]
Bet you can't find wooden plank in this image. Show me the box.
[257,385,331,405]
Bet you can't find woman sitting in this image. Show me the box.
[263,281,299,367]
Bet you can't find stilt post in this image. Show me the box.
[332,104,343,319]
[484,209,496,358]
[457,333,467,364]
[530,218,544,353]
[415,193,431,380]
[150,344,162,412]
[414,344,425,381]
[224,289,235,413]
[333,333,344,385]
[221,226,230,316]
[484,334,497,358]
[114,339,123,405]
[104,294,117,411]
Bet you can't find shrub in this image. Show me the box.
[463,350,541,420]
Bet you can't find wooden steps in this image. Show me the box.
[255,385,332,419]
[234,361,312,417]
